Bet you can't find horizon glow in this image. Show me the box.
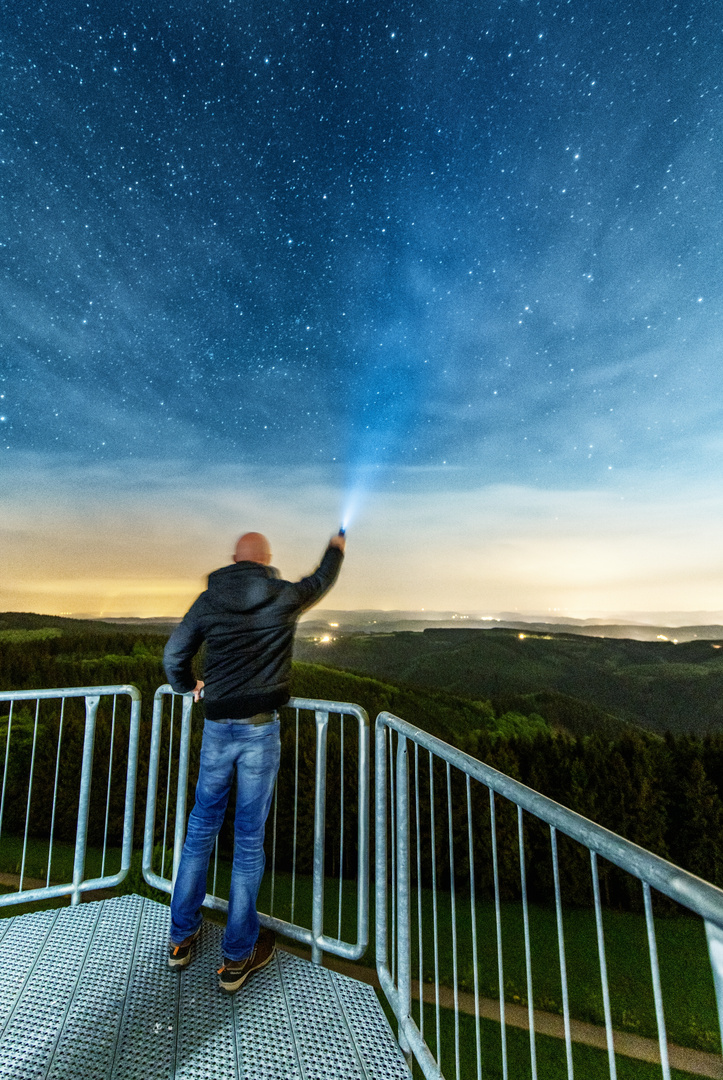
[4,458,723,619]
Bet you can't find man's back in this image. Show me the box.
[164,541,343,719]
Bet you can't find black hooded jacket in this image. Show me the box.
[163,545,343,719]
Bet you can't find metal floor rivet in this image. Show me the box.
[0,896,409,1080]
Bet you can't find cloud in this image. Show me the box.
[2,452,723,617]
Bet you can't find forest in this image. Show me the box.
[1,621,722,906]
[294,625,723,736]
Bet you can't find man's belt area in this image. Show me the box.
[207,711,277,726]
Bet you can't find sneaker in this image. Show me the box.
[217,928,276,993]
[168,924,202,969]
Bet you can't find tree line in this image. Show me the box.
[0,632,721,911]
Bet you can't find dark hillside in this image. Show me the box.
[0,630,505,745]
[0,611,176,636]
[5,613,723,735]
[294,627,723,736]
[290,662,508,744]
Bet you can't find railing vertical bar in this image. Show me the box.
[19,699,41,892]
[337,712,345,941]
[160,693,175,881]
[212,836,219,898]
[550,826,574,1079]
[270,776,278,915]
[396,733,412,1060]
[429,750,441,1067]
[172,694,194,886]
[72,695,100,906]
[290,707,300,924]
[0,700,14,843]
[118,693,141,883]
[466,775,482,1080]
[643,882,671,1080]
[446,762,460,1080]
[490,789,508,1080]
[389,725,397,986]
[142,688,165,888]
[311,709,329,964]
[414,743,424,1039]
[518,806,537,1080]
[591,851,617,1079]
[375,717,391,1003]
[354,706,370,965]
[100,694,118,878]
[46,698,66,888]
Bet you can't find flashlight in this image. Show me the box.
[338,526,346,536]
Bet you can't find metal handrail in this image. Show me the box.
[6,680,723,1079]
[0,685,141,908]
[142,686,369,963]
[376,709,723,1080]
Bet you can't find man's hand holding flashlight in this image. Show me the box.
[329,530,346,553]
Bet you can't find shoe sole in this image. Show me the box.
[218,945,276,993]
[168,927,202,969]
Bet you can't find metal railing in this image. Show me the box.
[142,685,369,963]
[6,680,723,1080]
[0,686,141,908]
[375,710,723,1080]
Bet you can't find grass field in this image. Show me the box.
[377,996,707,1080]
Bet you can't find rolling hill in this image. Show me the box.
[294,627,723,736]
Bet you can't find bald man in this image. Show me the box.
[163,529,345,992]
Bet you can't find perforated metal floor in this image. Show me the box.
[0,894,410,1080]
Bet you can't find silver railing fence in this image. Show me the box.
[0,686,141,908]
[142,685,369,963]
[375,710,723,1080]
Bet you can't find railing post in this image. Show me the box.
[71,695,100,906]
[142,687,166,887]
[356,709,370,957]
[396,732,412,1062]
[375,717,397,1005]
[119,693,142,879]
[312,709,329,964]
[172,693,194,887]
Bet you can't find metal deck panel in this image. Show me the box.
[0,896,409,1080]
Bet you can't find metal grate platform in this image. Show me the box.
[0,895,410,1080]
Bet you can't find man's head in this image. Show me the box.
[233,532,272,565]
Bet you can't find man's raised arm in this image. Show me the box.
[290,534,345,612]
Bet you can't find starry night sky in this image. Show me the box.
[2,1,723,616]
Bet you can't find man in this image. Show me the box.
[163,528,345,992]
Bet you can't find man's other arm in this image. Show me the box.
[163,597,206,695]
[290,538,345,613]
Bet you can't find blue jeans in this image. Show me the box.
[170,718,280,960]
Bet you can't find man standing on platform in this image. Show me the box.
[163,528,345,992]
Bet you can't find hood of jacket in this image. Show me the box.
[206,561,282,615]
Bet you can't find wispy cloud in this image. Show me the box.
[3,453,723,616]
